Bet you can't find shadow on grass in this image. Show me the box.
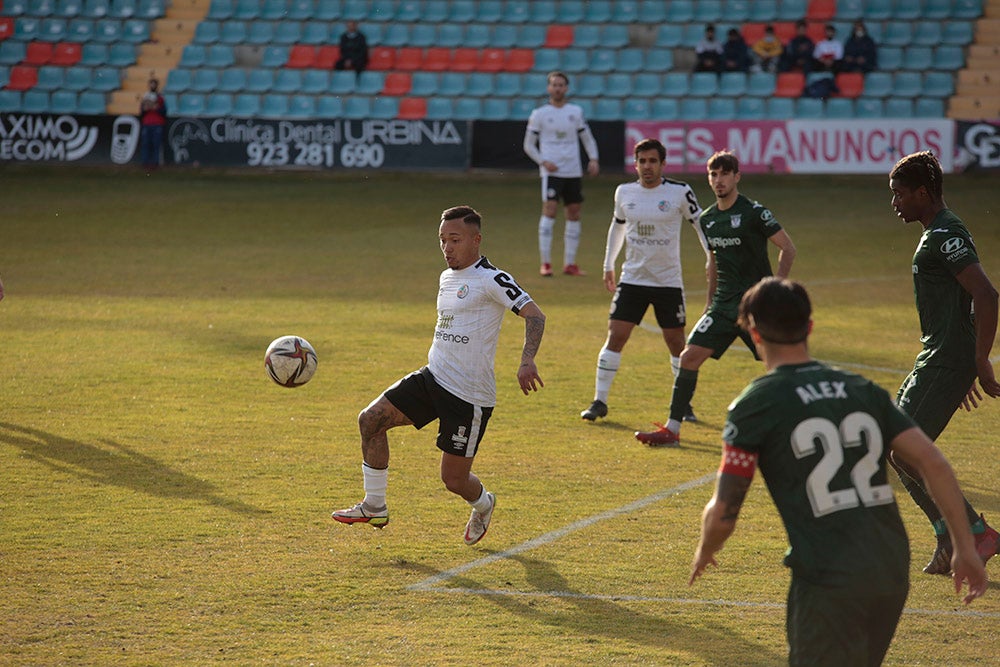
[0,421,267,516]
[396,558,784,666]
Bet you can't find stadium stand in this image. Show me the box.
[0,0,994,121]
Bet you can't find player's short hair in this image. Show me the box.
[738,277,812,345]
[634,138,666,162]
[707,150,740,174]
[441,205,482,230]
[890,151,943,200]
[547,71,569,86]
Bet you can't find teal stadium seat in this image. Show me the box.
[409,23,435,48]
[261,93,290,117]
[777,0,807,20]
[885,98,913,117]
[50,90,77,113]
[57,0,83,16]
[528,0,556,22]
[933,46,964,70]
[560,49,588,72]
[584,1,612,22]
[878,46,902,70]
[316,95,342,117]
[602,25,629,49]
[719,72,747,96]
[232,0,261,19]
[903,46,932,71]
[656,24,683,48]
[206,44,233,67]
[862,72,892,97]
[482,97,510,120]
[138,0,164,17]
[679,98,708,120]
[652,97,678,120]
[922,72,955,97]
[166,68,191,93]
[737,97,765,119]
[689,72,718,96]
[369,0,396,20]
[668,0,694,22]
[475,0,502,22]
[109,0,137,18]
[93,17,123,42]
[77,90,105,114]
[205,93,232,115]
[328,69,356,94]
[892,72,922,97]
[589,49,616,73]
[943,22,974,45]
[0,66,8,89]
[437,24,463,48]
[707,97,736,119]
[494,72,522,96]
[623,98,652,120]
[107,42,136,66]
[748,71,776,96]
[882,23,912,47]
[914,98,945,117]
[221,20,248,44]
[274,21,302,44]
[912,22,942,47]
[923,0,953,19]
[694,0,723,22]
[180,44,206,67]
[14,17,40,40]
[380,23,408,47]
[40,17,68,40]
[490,24,517,48]
[259,0,288,21]
[862,0,891,20]
[314,0,342,20]
[63,65,91,90]
[194,19,220,43]
[510,98,536,118]
[207,0,233,20]
[178,93,206,115]
[725,0,751,21]
[795,98,824,118]
[288,95,317,119]
[644,48,673,71]
[605,73,633,98]
[426,97,452,119]
[954,0,984,18]
[617,48,644,73]
[633,72,662,97]
[260,45,288,67]
[247,21,275,45]
[67,17,95,40]
[463,24,490,49]
[219,68,246,92]
[438,72,465,96]
[854,98,884,118]
[593,99,623,121]
[766,97,795,119]
[301,22,329,44]
[191,68,220,93]
[83,0,109,17]
[286,0,314,20]
[576,74,603,98]
[448,0,475,22]
[663,72,689,96]
[78,42,107,64]
[356,71,383,95]
[340,0,367,20]
[466,72,494,96]
[23,90,50,113]
[748,1,777,20]
[574,25,599,49]
[826,98,854,118]
[555,1,583,22]
[272,69,302,93]
[454,98,482,120]
[409,71,438,96]
[371,96,398,119]
[504,0,530,23]
[35,65,65,91]
[0,41,26,64]
[301,69,329,94]
[246,69,275,93]
[639,0,667,22]
[615,0,640,22]
[232,93,260,116]
[0,90,22,112]
[892,0,921,20]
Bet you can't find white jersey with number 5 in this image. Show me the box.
[610,178,706,288]
[428,256,533,407]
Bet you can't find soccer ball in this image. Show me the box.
[264,335,318,388]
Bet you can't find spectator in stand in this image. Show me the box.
[335,20,368,77]
[841,20,878,73]
[812,23,843,73]
[139,77,166,170]
[780,20,815,74]
[752,25,784,73]
[694,24,723,73]
[722,28,752,72]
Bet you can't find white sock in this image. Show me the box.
[362,462,388,509]
[564,219,581,266]
[595,347,621,403]
[538,216,555,264]
[666,419,682,433]
[470,484,492,512]
[670,355,681,380]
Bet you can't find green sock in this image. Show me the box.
[932,519,947,536]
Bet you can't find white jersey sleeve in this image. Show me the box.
[427,256,533,407]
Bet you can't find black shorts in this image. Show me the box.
[541,174,584,205]
[687,306,760,360]
[383,366,493,458]
[610,283,686,329]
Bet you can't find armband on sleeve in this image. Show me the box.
[719,443,758,479]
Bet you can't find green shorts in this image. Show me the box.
[786,576,907,667]
[896,364,976,441]
[686,306,760,360]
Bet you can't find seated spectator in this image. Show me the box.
[752,25,784,73]
[722,28,752,72]
[780,20,815,73]
[812,23,843,72]
[694,24,723,72]
[335,20,368,76]
[841,20,878,73]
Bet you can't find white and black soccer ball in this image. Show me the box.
[264,335,317,388]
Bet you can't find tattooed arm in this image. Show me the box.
[689,471,753,585]
[516,301,546,395]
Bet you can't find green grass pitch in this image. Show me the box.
[1,165,998,665]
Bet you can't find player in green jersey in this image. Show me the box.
[690,277,987,666]
[636,150,796,446]
[889,151,1000,574]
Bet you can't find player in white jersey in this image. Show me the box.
[581,139,709,422]
[523,71,600,277]
[333,206,546,546]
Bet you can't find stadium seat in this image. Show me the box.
[77,90,105,113]
[494,72,522,96]
[861,0,891,20]
[617,48,644,73]
[719,72,747,96]
[50,90,77,113]
[835,72,864,97]
[207,0,234,20]
[260,46,289,68]
[482,97,510,120]
[0,66,12,90]
[453,97,482,119]
[892,72,922,97]
[35,65,65,90]
[464,24,491,49]
[593,98,622,121]
[314,0,342,20]
[177,93,205,115]
[509,97,535,118]
[81,0,108,16]
[478,48,505,72]
[232,0,261,19]
[246,21,275,45]
[656,24,683,48]
[40,17,68,40]
[246,69,275,93]
[449,48,478,72]
[505,49,533,72]
[795,97,823,119]
[885,97,913,117]
[953,0,984,18]
[922,72,955,97]
[56,0,84,16]
[301,69,329,94]
[205,92,232,115]
[765,97,795,118]
[775,72,805,97]
[690,72,718,96]
[668,0,694,21]
[14,16,41,40]
[639,0,668,22]
[588,50,616,73]
[78,43,107,65]
[877,46,901,71]
[903,46,933,71]
[190,68,220,93]
[694,0,723,22]
[825,97,854,118]
[914,98,945,117]
[301,22,330,45]
[933,46,964,71]
[437,23,463,49]
[380,23,408,47]
[407,71,436,96]
[328,70,355,94]
[942,22,974,45]
[366,46,396,70]
[409,23,435,48]
[652,97,678,120]
[623,98,651,120]
[109,0,136,18]
[0,41,26,65]
[854,98,883,118]
[807,0,836,19]
[396,96,426,119]
[285,0,314,19]
[882,23,912,47]
[425,97,452,119]
[922,0,953,18]
[554,0,583,22]
[573,25,599,49]
[603,25,629,49]
[287,45,317,68]
[274,21,302,45]
[90,65,119,91]
[560,48,587,72]
[777,0,808,20]
[180,44,206,67]
[736,96,765,118]
[120,17,147,42]
[261,93,289,117]
[465,72,493,96]
[271,69,302,94]
[707,97,736,119]
[232,92,260,116]
[63,65,91,90]
[382,71,411,95]
[679,98,708,120]
[371,96,398,119]
[218,68,245,92]
[448,0,475,22]
[221,20,249,44]
[438,71,466,96]
[356,71,383,95]
[576,74,604,98]
[0,90,21,112]
[532,48,559,72]
[23,90,51,113]
[194,20,221,43]
[108,41,136,66]
[604,73,632,98]
[662,72,689,96]
[912,22,942,47]
[632,72,662,97]
[861,72,892,97]
[25,41,54,65]
[313,95,341,117]
[368,0,396,20]
[315,45,340,68]
[288,95,316,119]
[0,17,14,40]
[747,71,776,97]
[489,24,517,48]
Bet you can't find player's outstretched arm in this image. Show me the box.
[517,301,546,395]
[956,263,1000,399]
[891,427,988,604]
[690,471,751,585]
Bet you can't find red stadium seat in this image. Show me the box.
[806,21,826,43]
[25,41,53,65]
[0,17,14,40]
[504,48,533,72]
[741,23,766,46]
[545,25,573,48]
[775,72,805,97]
[393,47,421,71]
[315,45,339,68]
[807,0,837,21]
[772,22,796,43]
[286,45,317,68]
[397,97,426,120]
[8,65,39,90]
[477,48,504,72]
[421,47,449,71]
[382,72,411,95]
[367,46,394,70]
[50,41,82,65]
[835,72,864,98]
[449,48,477,72]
